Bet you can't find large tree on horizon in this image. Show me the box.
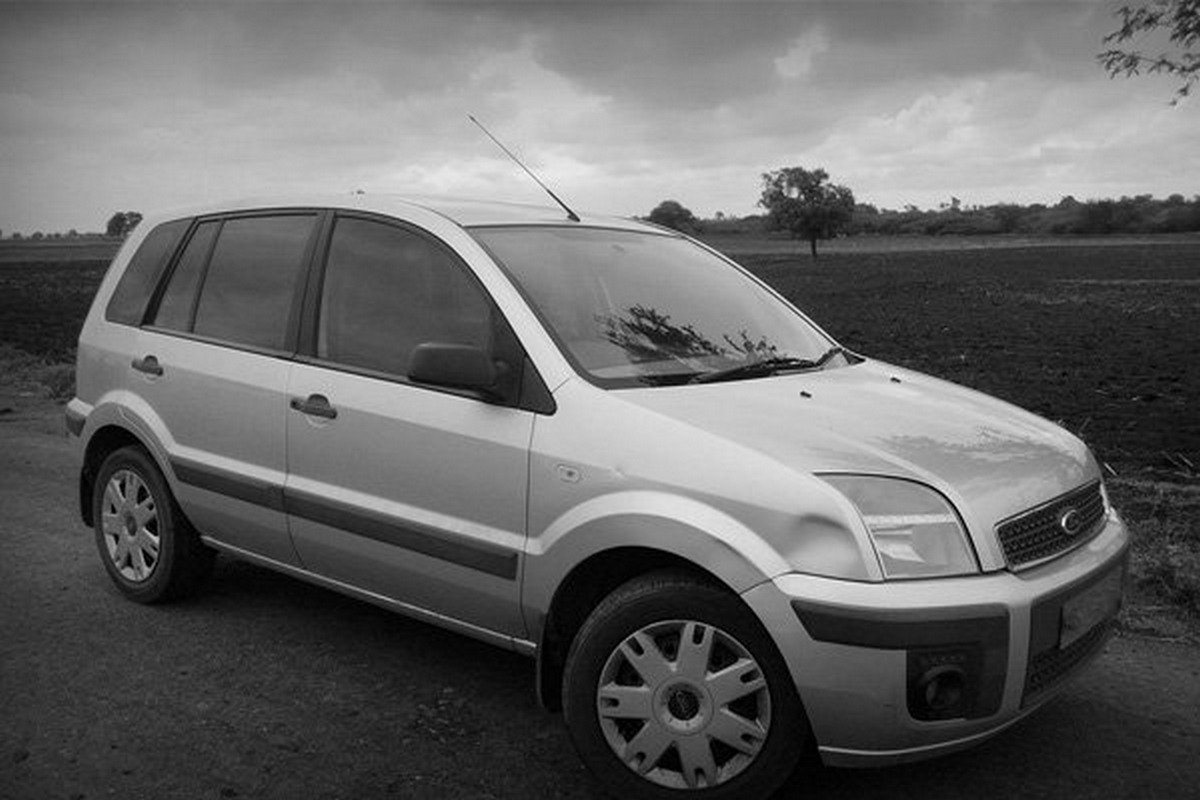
[758,167,855,257]
[646,199,699,232]
[105,211,143,238]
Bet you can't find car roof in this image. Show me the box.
[148,193,663,234]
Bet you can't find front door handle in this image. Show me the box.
[290,394,338,420]
[131,355,163,376]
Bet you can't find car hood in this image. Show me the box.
[617,360,1097,544]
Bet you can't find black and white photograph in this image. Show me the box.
[1,2,1197,799]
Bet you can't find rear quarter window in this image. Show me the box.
[151,220,219,332]
[104,219,190,325]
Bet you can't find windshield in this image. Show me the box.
[471,226,842,388]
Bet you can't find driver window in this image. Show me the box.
[317,217,494,378]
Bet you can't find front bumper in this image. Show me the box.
[742,507,1129,767]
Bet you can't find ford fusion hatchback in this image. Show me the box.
[70,195,1128,800]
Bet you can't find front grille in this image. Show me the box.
[1022,619,1112,706]
[996,482,1106,569]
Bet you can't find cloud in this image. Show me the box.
[775,28,831,80]
[0,1,1195,232]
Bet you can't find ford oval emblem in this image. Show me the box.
[1059,508,1083,537]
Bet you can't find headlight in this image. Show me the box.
[819,475,978,579]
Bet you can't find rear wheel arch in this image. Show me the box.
[80,424,162,526]
[91,443,214,602]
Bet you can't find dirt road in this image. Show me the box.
[1,403,1197,800]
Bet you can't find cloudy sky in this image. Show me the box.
[1,0,1196,234]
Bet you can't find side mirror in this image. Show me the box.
[408,342,497,395]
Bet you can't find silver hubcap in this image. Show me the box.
[100,469,160,582]
[596,620,771,790]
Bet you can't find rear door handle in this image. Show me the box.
[131,355,163,376]
[290,394,338,420]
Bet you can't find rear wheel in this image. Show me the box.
[93,446,214,603]
[562,571,808,799]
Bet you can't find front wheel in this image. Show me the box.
[92,446,214,603]
[562,571,809,799]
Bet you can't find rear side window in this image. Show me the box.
[188,215,317,350]
[104,219,190,325]
[317,217,494,377]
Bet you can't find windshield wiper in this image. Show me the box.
[690,347,844,385]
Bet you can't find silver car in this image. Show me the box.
[69,195,1128,799]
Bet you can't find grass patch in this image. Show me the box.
[0,343,75,401]
[1108,478,1200,636]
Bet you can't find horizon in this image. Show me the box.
[4,189,1199,239]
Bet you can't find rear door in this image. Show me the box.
[137,212,321,564]
[284,213,533,639]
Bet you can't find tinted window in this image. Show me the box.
[318,217,492,377]
[472,226,835,387]
[152,221,218,332]
[104,219,189,325]
[192,215,315,350]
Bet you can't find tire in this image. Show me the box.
[92,445,214,603]
[562,570,809,800]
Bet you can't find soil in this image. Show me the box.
[0,402,1197,800]
[739,243,1200,477]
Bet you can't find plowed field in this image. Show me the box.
[737,243,1199,474]
[1,238,1196,473]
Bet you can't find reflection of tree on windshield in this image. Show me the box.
[599,305,779,365]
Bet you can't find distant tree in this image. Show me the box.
[1099,0,1200,104]
[758,167,856,256]
[106,211,144,238]
[1083,200,1118,233]
[647,200,698,232]
[31,232,44,240]
[992,204,1025,233]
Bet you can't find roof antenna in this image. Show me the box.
[469,114,580,222]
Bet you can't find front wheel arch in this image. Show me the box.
[536,548,725,712]
[561,569,812,798]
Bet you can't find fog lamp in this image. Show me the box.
[907,647,978,721]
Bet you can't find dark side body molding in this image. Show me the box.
[171,459,286,511]
[169,457,518,580]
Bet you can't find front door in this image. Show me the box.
[284,214,532,639]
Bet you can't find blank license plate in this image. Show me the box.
[1060,566,1123,648]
